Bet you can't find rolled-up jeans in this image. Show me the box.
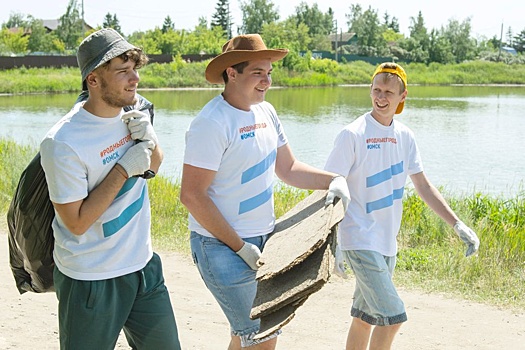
[190,231,280,347]
[344,249,407,326]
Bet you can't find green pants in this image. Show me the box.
[54,253,181,350]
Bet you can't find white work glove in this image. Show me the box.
[121,110,158,147]
[236,242,262,271]
[333,245,348,279]
[453,221,480,257]
[117,141,154,177]
[325,175,350,211]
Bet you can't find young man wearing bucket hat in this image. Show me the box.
[324,62,480,350]
[40,28,181,349]
[180,34,350,349]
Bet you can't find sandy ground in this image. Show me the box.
[1,228,524,350]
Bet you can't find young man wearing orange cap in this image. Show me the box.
[40,28,181,349]
[324,62,480,350]
[180,34,350,349]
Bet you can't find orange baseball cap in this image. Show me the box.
[372,63,407,114]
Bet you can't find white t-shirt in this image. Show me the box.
[324,112,423,256]
[40,103,152,281]
[183,95,288,238]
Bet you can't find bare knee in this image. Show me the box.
[369,323,403,350]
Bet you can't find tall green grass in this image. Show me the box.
[1,60,524,94]
[0,66,81,94]
[397,188,525,310]
[0,139,35,212]
[1,138,523,310]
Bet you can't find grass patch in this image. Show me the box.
[1,138,524,311]
[1,60,524,94]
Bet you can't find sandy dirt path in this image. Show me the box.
[1,229,523,349]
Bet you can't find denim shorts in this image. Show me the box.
[343,250,407,326]
[190,231,280,347]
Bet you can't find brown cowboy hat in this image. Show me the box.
[205,34,289,84]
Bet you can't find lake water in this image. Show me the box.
[1,85,524,197]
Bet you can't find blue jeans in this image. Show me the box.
[190,231,279,347]
[343,250,407,326]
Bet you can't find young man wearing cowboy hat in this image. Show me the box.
[324,62,480,350]
[180,34,350,349]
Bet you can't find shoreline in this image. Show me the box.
[1,83,525,97]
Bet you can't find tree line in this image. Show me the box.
[1,0,524,66]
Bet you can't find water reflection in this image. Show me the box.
[1,86,524,197]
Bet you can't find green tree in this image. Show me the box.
[157,28,178,54]
[129,31,161,54]
[185,25,225,55]
[103,13,122,35]
[505,27,513,46]
[240,0,279,34]
[211,0,233,39]
[293,2,334,36]
[409,11,429,47]
[487,35,502,51]
[513,29,525,53]
[27,17,65,53]
[261,18,311,69]
[428,29,455,64]
[197,16,208,29]
[0,28,28,54]
[290,2,334,51]
[162,16,175,33]
[55,0,83,50]
[346,4,364,35]
[441,18,477,62]
[398,11,430,63]
[3,13,29,29]
[382,12,400,32]
[347,4,387,56]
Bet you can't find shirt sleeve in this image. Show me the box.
[40,138,88,204]
[267,103,288,148]
[324,128,355,177]
[183,117,227,171]
[407,131,424,175]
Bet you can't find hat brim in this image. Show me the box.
[395,101,404,114]
[205,49,289,84]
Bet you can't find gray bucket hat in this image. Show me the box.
[77,28,138,89]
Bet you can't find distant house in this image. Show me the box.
[41,19,94,33]
[7,27,31,36]
[8,19,94,35]
[501,46,518,55]
[41,19,60,32]
[328,32,357,51]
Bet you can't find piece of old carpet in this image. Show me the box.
[251,190,344,339]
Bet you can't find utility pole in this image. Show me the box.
[497,21,503,62]
[227,1,232,39]
[81,0,85,38]
[333,19,338,62]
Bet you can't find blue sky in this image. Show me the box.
[1,0,522,40]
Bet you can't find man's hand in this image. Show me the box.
[325,175,350,211]
[333,245,348,279]
[453,221,480,257]
[236,242,262,270]
[121,110,158,147]
[117,141,154,178]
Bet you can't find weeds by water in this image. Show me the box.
[1,60,525,94]
[1,138,523,310]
